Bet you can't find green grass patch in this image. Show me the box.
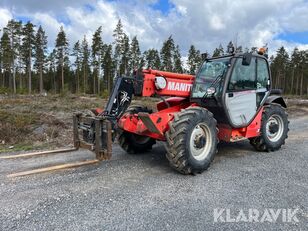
[0,143,34,153]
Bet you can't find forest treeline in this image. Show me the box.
[0,19,307,96]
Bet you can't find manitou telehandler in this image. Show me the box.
[2,49,289,176]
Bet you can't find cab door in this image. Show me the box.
[224,57,257,127]
[255,58,270,107]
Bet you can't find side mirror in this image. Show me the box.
[242,53,252,66]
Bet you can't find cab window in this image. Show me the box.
[228,57,256,91]
[257,58,269,89]
[191,58,229,98]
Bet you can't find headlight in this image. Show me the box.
[155,76,167,90]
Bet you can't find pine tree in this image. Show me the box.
[129,36,141,73]
[92,26,103,94]
[270,46,289,90]
[0,35,2,87]
[144,49,160,69]
[120,34,130,75]
[187,45,202,74]
[15,28,23,91]
[290,47,300,95]
[47,49,57,92]
[81,35,90,93]
[160,35,175,71]
[21,21,35,94]
[173,45,183,73]
[55,26,69,92]
[0,31,12,88]
[212,44,224,57]
[298,50,307,96]
[34,25,47,94]
[72,41,81,94]
[212,48,220,57]
[218,44,224,55]
[113,19,124,74]
[153,49,161,69]
[4,20,22,93]
[103,44,113,93]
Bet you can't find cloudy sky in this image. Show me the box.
[0,0,308,56]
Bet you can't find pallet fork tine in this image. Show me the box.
[2,115,113,178]
[7,160,100,178]
[0,148,78,159]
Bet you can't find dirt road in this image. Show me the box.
[0,115,307,230]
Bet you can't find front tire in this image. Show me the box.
[118,105,156,154]
[165,107,218,175]
[250,104,289,151]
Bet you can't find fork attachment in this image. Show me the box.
[73,114,113,160]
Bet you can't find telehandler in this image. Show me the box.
[2,48,289,176]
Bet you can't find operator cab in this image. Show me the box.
[191,52,271,128]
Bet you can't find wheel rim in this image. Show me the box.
[189,123,212,161]
[266,114,284,142]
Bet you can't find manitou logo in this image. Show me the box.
[167,82,193,92]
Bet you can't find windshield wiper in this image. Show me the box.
[202,69,226,101]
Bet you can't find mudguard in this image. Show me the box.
[265,95,287,108]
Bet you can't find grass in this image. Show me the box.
[0,94,107,153]
[0,143,35,153]
[0,110,38,127]
[0,94,157,153]
[0,110,39,144]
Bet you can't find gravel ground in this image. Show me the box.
[0,115,307,230]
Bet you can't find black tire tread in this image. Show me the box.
[165,107,218,175]
[250,103,289,152]
[118,105,156,154]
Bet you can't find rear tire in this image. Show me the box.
[165,107,218,175]
[250,104,289,151]
[118,105,156,154]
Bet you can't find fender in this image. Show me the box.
[265,95,287,108]
[118,102,193,140]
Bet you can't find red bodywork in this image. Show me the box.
[217,108,263,142]
[141,69,195,97]
[118,97,193,140]
[117,69,262,142]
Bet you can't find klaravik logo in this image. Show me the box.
[213,208,300,223]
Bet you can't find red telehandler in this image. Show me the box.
[2,50,289,176]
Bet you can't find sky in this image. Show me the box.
[0,0,308,56]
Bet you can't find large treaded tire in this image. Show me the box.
[118,105,156,154]
[250,103,289,152]
[165,107,218,175]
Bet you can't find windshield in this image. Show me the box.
[191,58,230,98]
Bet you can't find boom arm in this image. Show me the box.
[138,69,195,97]
[102,69,195,119]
